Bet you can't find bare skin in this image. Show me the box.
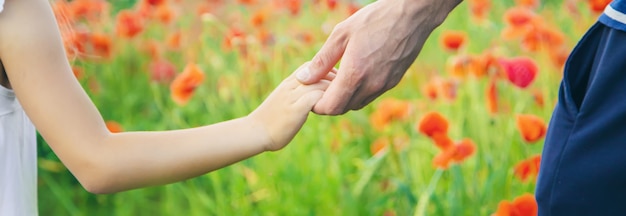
[297,0,463,115]
[0,0,331,194]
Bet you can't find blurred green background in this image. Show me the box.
[37,0,601,215]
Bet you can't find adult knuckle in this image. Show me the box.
[330,22,349,41]
[332,21,346,34]
[349,65,366,81]
[369,80,386,93]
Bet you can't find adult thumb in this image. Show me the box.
[297,33,347,84]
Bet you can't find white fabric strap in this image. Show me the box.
[605,4,626,25]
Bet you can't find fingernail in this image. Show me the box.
[296,67,311,81]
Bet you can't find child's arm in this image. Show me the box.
[0,0,329,194]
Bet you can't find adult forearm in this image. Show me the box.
[75,116,270,194]
[301,0,464,114]
[401,0,464,30]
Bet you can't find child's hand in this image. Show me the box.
[248,63,335,151]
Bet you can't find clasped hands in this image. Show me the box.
[296,0,462,115]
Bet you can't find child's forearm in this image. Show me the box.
[0,0,323,195]
[73,116,270,194]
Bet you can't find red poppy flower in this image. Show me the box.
[514,155,542,182]
[238,0,255,5]
[116,10,144,38]
[144,0,166,6]
[431,132,453,151]
[433,138,476,169]
[516,0,540,9]
[90,33,112,58]
[251,9,268,27]
[223,27,245,50]
[417,112,449,138]
[515,114,547,143]
[71,0,108,21]
[441,30,468,52]
[588,0,611,13]
[501,7,536,39]
[286,0,301,16]
[451,138,476,162]
[447,55,474,78]
[486,78,498,115]
[170,63,205,105]
[469,0,491,20]
[492,194,538,216]
[521,25,565,52]
[370,98,412,131]
[149,59,176,83]
[155,3,175,24]
[499,57,538,89]
[167,31,182,50]
[504,7,536,28]
[326,0,337,10]
[347,2,361,15]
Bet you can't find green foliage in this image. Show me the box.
[37,0,598,215]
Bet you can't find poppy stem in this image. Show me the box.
[352,151,387,197]
[414,168,444,216]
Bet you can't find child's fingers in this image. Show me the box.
[284,64,335,90]
[322,68,338,81]
[295,79,331,93]
[296,90,325,111]
[290,79,331,111]
[294,81,329,109]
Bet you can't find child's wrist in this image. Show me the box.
[244,114,275,152]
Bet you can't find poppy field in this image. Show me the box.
[37,0,609,215]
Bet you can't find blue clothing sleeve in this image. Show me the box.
[537,21,626,215]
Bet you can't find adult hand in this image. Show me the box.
[296,0,462,115]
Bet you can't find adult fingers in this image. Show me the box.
[346,68,405,111]
[311,60,360,115]
[346,86,386,111]
[297,23,348,84]
[295,80,331,110]
[284,62,313,88]
[322,68,338,81]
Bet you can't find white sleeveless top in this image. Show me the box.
[0,85,38,216]
[1,2,39,215]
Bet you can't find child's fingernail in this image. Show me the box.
[296,67,311,81]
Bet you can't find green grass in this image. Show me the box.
[37,0,600,215]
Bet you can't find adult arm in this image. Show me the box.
[297,0,463,115]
